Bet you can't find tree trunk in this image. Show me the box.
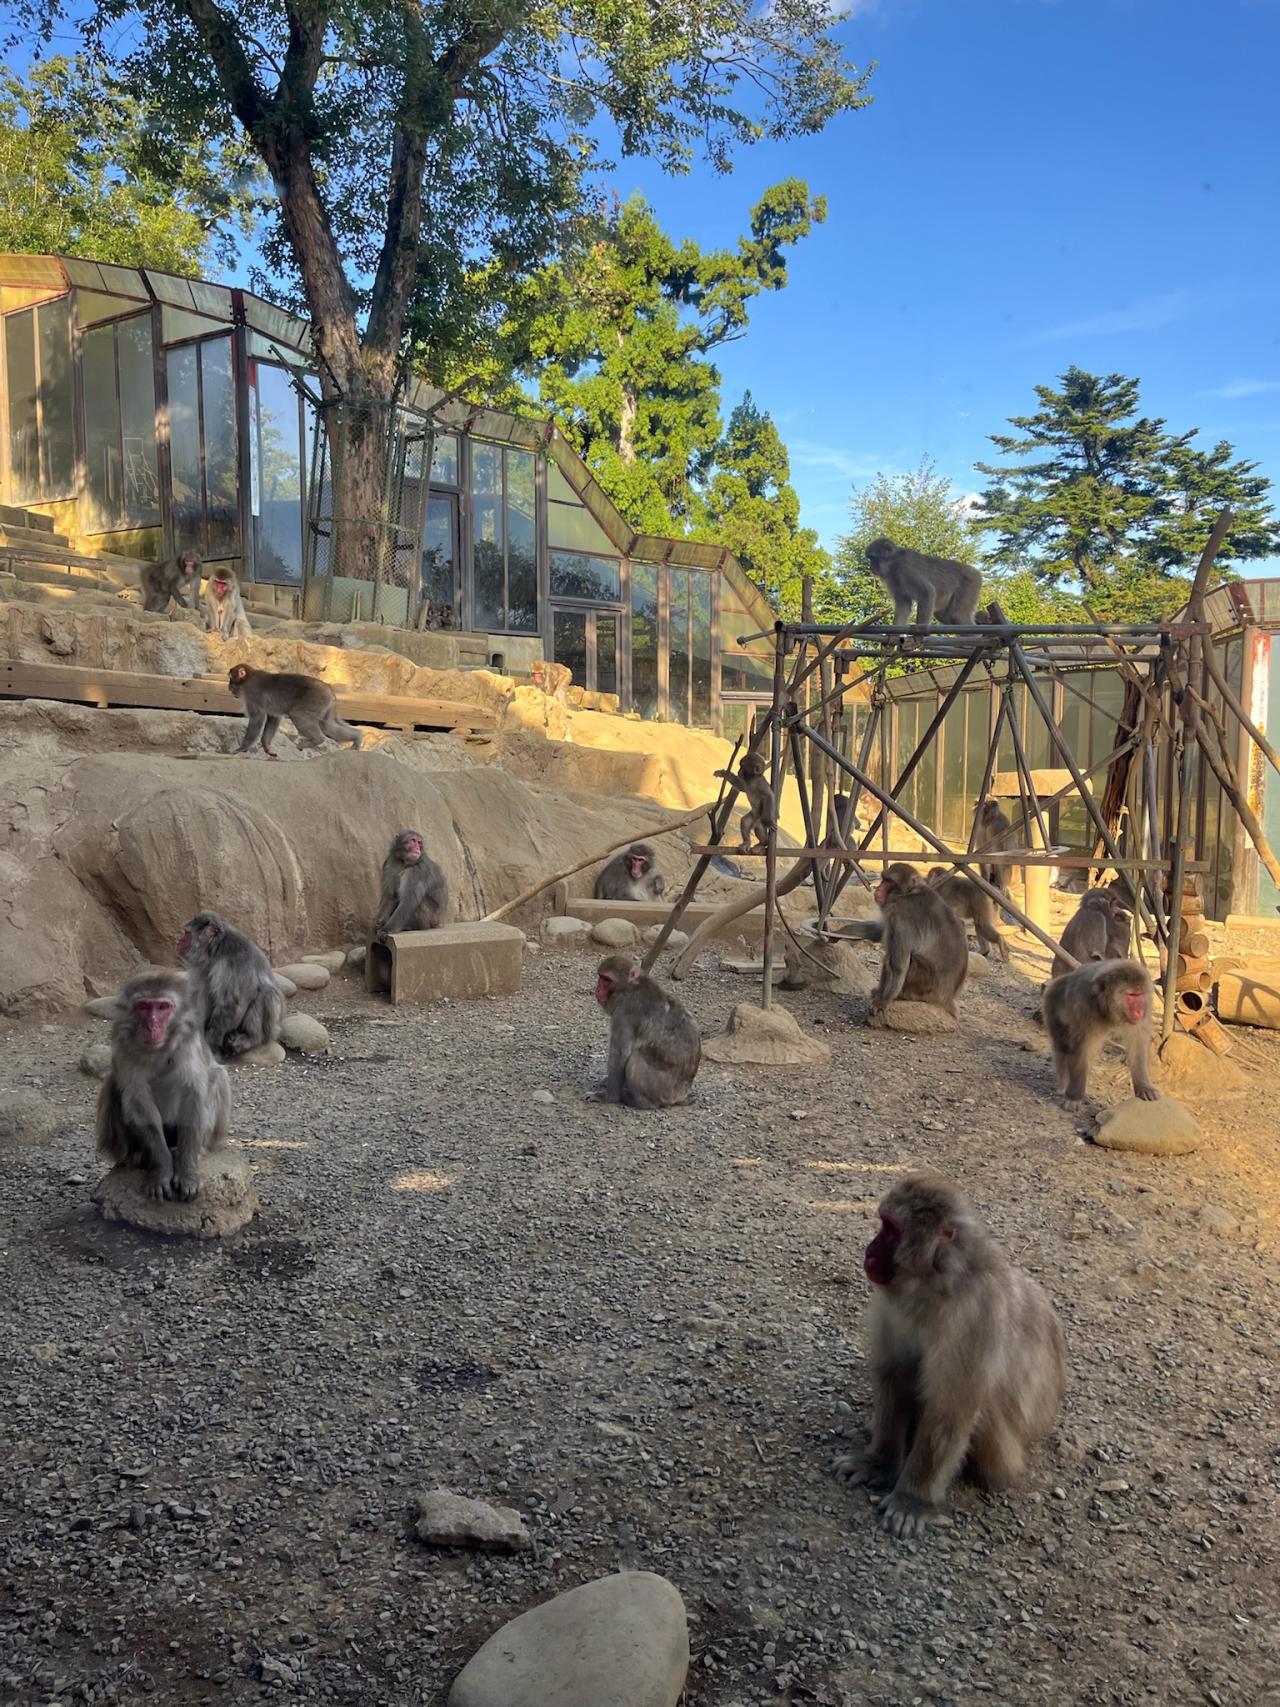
[619,385,638,466]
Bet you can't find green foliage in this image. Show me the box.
[695,390,833,618]
[830,459,982,624]
[0,58,256,271]
[977,367,1280,621]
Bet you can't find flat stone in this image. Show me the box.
[413,1491,529,1552]
[875,1000,958,1035]
[0,1090,58,1146]
[79,1043,113,1080]
[1156,1032,1246,1093]
[1093,1095,1201,1156]
[280,1013,330,1054]
[84,996,118,1020]
[274,962,330,990]
[642,925,690,951]
[345,946,367,971]
[93,1148,258,1238]
[229,1041,286,1068]
[591,918,640,948]
[301,950,347,972]
[542,916,590,941]
[447,1570,688,1707]
[273,973,298,998]
[702,1002,831,1066]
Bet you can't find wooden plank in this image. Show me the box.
[0,660,498,732]
[689,844,1211,871]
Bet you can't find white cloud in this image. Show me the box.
[1023,290,1194,346]
[1202,378,1280,400]
[787,440,888,483]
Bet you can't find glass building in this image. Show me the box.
[0,253,777,731]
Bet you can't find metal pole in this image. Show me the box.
[761,628,787,1010]
[857,651,983,848]
[1162,740,1195,1042]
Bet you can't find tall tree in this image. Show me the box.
[10,0,873,573]
[696,390,832,617]
[831,459,982,624]
[977,367,1280,619]
[0,58,255,270]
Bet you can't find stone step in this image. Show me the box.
[0,503,57,534]
[0,517,70,549]
[0,529,147,578]
[2,558,115,594]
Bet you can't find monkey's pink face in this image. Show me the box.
[626,855,648,881]
[402,837,422,862]
[874,879,891,906]
[176,928,193,958]
[865,1215,900,1286]
[133,997,175,1049]
[595,973,615,1008]
[1123,990,1147,1024]
[213,577,231,595]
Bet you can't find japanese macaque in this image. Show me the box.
[140,550,202,615]
[870,863,969,1020]
[972,797,1018,911]
[865,538,983,629]
[594,842,666,902]
[228,664,363,757]
[434,604,455,631]
[926,867,1009,961]
[591,955,700,1109]
[824,791,862,845]
[96,970,231,1201]
[714,753,776,853]
[418,601,455,631]
[1042,960,1158,1111]
[178,911,284,1058]
[374,828,449,934]
[832,1175,1066,1539]
[205,568,252,639]
[1051,890,1132,980]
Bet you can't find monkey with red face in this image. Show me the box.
[594,842,666,903]
[375,828,449,935]
[591,955,700,1108]
[1042,959,1157,1110]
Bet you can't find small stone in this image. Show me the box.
[280,1014,330,1054]
[642,925,690,951]
[542,916,590,942]
[1097,1479,1131,1494]
[529,1089,555,1105]
[79,1044,113,1080]
[591,918,640,948]
[301,950,347,972]
[345,946,367,971]
[1093,1096,1201,1156]
[93,1148,258,1239]
[273,973,298,998]
[447,1570,688,1707]
[874,1000,958,1035]
[1196,1204,1238,1236]
[229,1041,287,1069]
[702,1003,830,1066]
[84,996,118,1020]
[274,962,331,990]
[0,1090,58,1146]
[412,1491,529,1552]
[967,951,992,978]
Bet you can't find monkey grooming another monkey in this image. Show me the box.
[594,842,666,902]
[1051,890,1132,980]
[375,829,450,934]
[178,911,284,1058]
[713,754,777,853]
[1041,959,1158,1111]
[97,969,231,1201]
[592,954,701,1109]
[865,538,983,629]
[870,862,969,1021]
[205,568,252,639]
[228,664,363,757]
[140,550,202,615]
[926,867,1009,961]
[832,1174,1066,1539]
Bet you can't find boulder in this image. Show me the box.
[641,925,690,951]
[0,1090,58,1146]
[230,1041,286,1068]
[93,1148,258,1238]
[1093,1096,1201,1157]
[275,962,330,991]
[591,918,640,949]
[280,1013,330,1054]
[967,951,993,978]
[543,916,590,943]
[782,935,875,995]
[1156,1032,1246,1094]
[301,950,347,972]
[702,1002,831,1066]
[412,1491,529,1552]
[273,973,298,998]
[447,1571,688,1707]
[345,946,367,971]
[79,1044,112,1080]
[84,996,118,1020]
[874,1000,958,1035]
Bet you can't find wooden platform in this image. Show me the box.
[0,660,499,733]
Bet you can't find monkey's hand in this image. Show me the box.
[171,1166,201,1202]
[142,1167,175,1202]
[878,1487,933,1540]
[1135,1084,1160,1102]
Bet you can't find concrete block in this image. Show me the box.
[552,890,766,942]
[367,922,525,1004]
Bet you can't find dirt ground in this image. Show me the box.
[1,918,1278,1707]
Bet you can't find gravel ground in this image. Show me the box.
[1,928,1278,1707]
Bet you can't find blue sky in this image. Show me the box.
[614,0,1280,550]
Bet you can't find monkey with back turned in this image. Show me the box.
[228,664,364,757]
[178,911,284,1058]
[864,538,983,629]
[870,862,969,1020]
[714,753,776,853]
[140,550,202,616]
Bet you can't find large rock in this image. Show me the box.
[301,949,347,972]
[702,1002,831,1066]
[642,924,690,951]
[230,1041,286,1068]
[782,934,875,995]
[413,1491,529,1552]
[273,973,298,998]
[275,962,330,991]
[447,1571,688,1707]
[280,1013,330,1054]
[1156,1032,1246,1094]
[591,918,639,949]
[1093,1096,1201,1156]
[0,1090,58,1146]
[93,1148,258,1237]
[874,1000,958,1035]
[543,916,590,943]
[79,1043,112,1079]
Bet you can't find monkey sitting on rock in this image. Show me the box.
[375,829,449,935]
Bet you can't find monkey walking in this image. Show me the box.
[139,550,202,616]
[833,1175,1066,1540]
[178,911,284,1058]
[97,970,231,1202]
[591,955,701,1109]
[870,862,969,1020]
[925,867,1009,961]
[594,842,666,903]
[375,829,449,935]
[205,569,252,639]
[228,664,363,758]
[864,538,983,629]
[1042,959,1158,1110]
[713,754,776,853]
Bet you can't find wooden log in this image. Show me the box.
[1177,924,1209,957]
[1217,968,1280,1029]
[1175,971,1213,995]
[1176,953,1212,979]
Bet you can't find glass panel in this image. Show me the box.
[548,461,577,503]
[597,614,617,697]
[721,701,752,742]
[166,344,202,555]
[691,574,712,727]
[4,309,38,502]
[1022,690,1052,769]
[430,432,458,486]
[471,442,503,629]
[118,316,158,525]
[1090,670,1125,768]
[721,644,774,694]
[554,609,588,689]
[506,446,537,631]
[548,498,615,553]
[82,323,119,529]
[472,442,500,496]
[631,561,659,719]
[549,550,621,601]
[200,337,238,557]
[37,299,74,496]
[76,291,136,327]
[253,363,303,583]
[420,495,457,618]
[162,305,225,345]
[941,701,967,841]
[669,570,691,724]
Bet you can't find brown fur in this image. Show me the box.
[714,754,776,853]
[228,664,363,757]
[871,863,969,1019]
[926,866,1009,960]
[594,842,666,902]
[1041,960,1157,1110]
[592,954,700,1109]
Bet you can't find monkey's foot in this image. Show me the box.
[142,1173,175,1202]
[1134,1085,1160,1101]
[831,1448,895,1490]
[1057,1095,1086,1113]
[878,1489,934,1540]
[170,1169,201,1202]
